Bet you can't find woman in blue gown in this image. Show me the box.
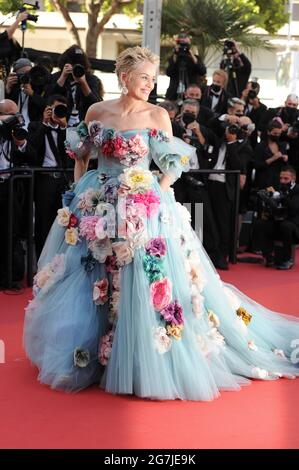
[24,46,299,400]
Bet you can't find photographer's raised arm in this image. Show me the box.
[6,11,28,40]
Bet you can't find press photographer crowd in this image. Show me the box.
[1,18,299,289]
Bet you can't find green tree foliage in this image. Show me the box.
[162,0,288,61]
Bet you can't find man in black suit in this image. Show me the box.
[48,45,102,126]
[253,166,299,269]
[208,125,243,269]
[27,94,73,258]
[201,69,231,116]
[165,34,206,102]
[5,58,48,127]
[184,84,215,126]
[220,41,251,98]
[241,81,268,149]
[0,99,34,287]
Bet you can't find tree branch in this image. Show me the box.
[50,0,82,47]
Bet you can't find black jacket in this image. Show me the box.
[285,184,299,228]
[254,140,289,190]
[26,121,71,168]
[165,54,206,101]
[48,72,102,121]
[220,53,251,97]
[201,87,231,116]
[5,86,47,123]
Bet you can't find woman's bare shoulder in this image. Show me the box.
[85,99,119,123]
[149,104,172,134]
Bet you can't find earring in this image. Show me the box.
[121,83,128,95]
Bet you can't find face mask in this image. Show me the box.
[269,134,280,143]
[211,83,221,93]
[182,112,196,126]
[285,106,297,117]
[235,113,244,118]
[279,182,292,192]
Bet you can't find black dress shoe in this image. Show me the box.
[265,254,275,267]
[213,259,229,270]
[276,260,294,270]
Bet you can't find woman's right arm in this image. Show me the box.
[74,103,103,182]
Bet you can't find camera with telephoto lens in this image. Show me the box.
[174,34,191,58]
[223,40,235,56]
[17,65,50,88]
[248,90,257,100]
[257,189,288,221]
[72,64,85,79]
[18,3,39,24]
[52,104,68,119]
[0,114,27,141]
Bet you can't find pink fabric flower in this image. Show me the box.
[113,136,128,157]
[149,129,158,137]
[128,134,148,157]
[145,236,167,258]
[93,278,109,305]
[98,330,114,365]
[130,190,160,218]
[160,300,184,326]
[150,277,172,311]
[79,216,100,241]
[102,139,115,156]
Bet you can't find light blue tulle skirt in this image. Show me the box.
[23,168,299,400]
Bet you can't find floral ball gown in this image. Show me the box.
[24,121,299,400]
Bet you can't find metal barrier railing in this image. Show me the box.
[1,167,240,289]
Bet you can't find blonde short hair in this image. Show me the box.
[213,69,228,87]
[115,46,159,86]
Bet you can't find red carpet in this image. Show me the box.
[1,253,299,449]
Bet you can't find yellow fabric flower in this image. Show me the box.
[65,227,79,245]
[180,156,189,166]
[236,307,252,326]
[166,324,183,340]
[208,309,220,328]
[119,167,153,193]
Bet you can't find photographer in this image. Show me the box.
[208,97,245,139]
[5,58,49,128]
[208,122,243,269]
[48,45,102,126]
[259,94,299,134]
[184,83,215,125]
[241,80,268,149]
[0,11,28,79]
[171,99,220,265]
[0,99,34,288]
[254,119,289,190]
[201,69,231,115]
[253,166,299,269]
[165,34,206,102]
[220,40,251,98]
[26,94,73,258]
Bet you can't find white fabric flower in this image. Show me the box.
[252,367,268,379]
[153,327,172,354]
[57,207,71,226]
[112,241,134,266]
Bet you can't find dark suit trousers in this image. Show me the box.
[34,173,66,259]
[253,219,299,261]
[208,180,232,259]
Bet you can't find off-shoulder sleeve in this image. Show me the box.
[149,129,192,181]
[64,121,96,160]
